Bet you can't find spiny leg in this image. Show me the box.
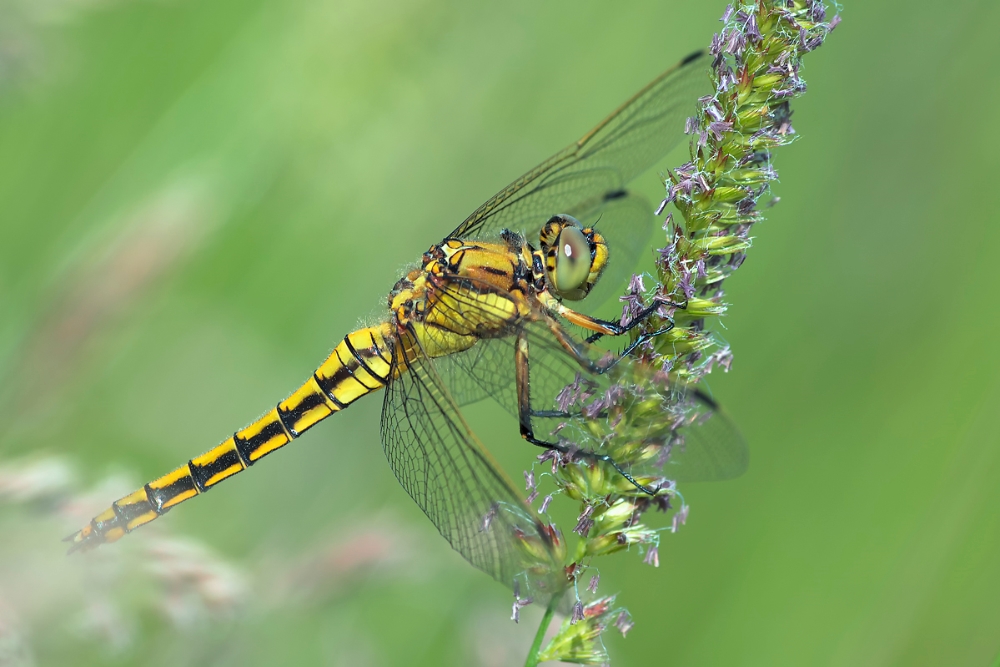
[538,310,669,377]
[514,327,660,496]
[512,297,682,494]
[515,330,547,448]
[581,297,685,346]
[540,292,683,370]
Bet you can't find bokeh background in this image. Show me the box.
[0,0,997,665]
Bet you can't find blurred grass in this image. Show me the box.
[1,0,999,665]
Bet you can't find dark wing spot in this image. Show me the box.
[682,49,707,65]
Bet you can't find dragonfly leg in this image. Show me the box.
[582,297,686,345]
[515,329,560,450]
[539,290,683,362]
[536,310,669,376]
[515,328,660,496]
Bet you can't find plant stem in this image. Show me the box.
[524,592,561,667]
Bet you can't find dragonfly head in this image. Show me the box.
[538,214,609,301]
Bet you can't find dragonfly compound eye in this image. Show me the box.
[553,225,592,299]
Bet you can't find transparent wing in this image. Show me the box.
[440,330,748,483]
[426,276,748,484]
[381,327,565,598]
[438,321,585,417]
[659,391,749,482]
[386,269,745,601]
[450,50,711,243]
[424,276,591,415]
[438,339,512,409]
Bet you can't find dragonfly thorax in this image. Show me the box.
[384,236,532,335]
[419,236,534,295]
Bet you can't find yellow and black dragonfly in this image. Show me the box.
[68,50,746,597]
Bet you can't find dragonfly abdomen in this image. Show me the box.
[66,324,395,552]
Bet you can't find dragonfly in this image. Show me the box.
[67,49,746,596]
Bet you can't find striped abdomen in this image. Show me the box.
[66,325,395,552]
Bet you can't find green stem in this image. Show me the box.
[524,592,561,667]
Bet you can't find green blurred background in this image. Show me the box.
[1,0,998,665]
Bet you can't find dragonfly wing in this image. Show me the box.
[435,323,580,418]
[435,337,512,409]
[451,50,711,243]
[661,390,749,482]
[430,290,749,485]
[426,279,596,418]
[381,328,565,597]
